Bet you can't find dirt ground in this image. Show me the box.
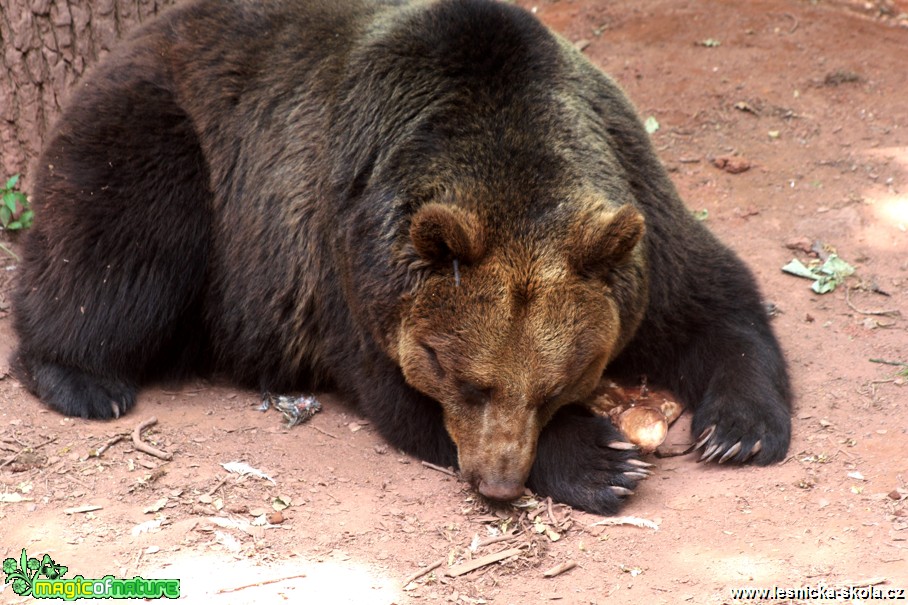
[1,0,907,603]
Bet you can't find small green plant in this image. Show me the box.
[1,174,34,231]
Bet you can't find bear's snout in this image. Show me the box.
[447,404,541,504]
[477,478,526,502]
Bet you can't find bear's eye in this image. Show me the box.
[459,382,493,405]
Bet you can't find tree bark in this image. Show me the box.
[0,0,177,184]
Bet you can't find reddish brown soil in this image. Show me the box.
[1,1,907,603]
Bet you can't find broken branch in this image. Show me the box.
[589,516,660,530]
[217,573,308,594]
[447,547,523,577]
[401,557,444,589]
[90,434,128,458]
[0,436,57,468]
[132,417,172,460]
[543,560,576,578]
[420,460,457,477]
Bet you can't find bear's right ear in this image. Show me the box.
[410,203,485,264]
[570,204,645,276]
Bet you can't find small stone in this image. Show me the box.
[713,155,751,174]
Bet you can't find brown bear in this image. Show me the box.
[12,0,791,514]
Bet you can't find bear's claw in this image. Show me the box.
[718,441,742,464]
[627,458,654,469]
[607,440,638,451]
[528,407,652,514]
[694,429,767,465]
[699,443,722,463]
[610,486,634,497]
[693,425,716,450]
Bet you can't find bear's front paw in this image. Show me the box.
[528,406,652,515]
[691,394,790,465]
[26,360,137,420]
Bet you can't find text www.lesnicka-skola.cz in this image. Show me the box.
[731,585,906,601]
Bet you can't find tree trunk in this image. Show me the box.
[0,0,177,184]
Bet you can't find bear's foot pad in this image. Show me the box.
[26,361,136,420]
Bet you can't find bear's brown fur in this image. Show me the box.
[12,0,791,514]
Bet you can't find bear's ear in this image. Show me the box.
[410,203,485,264]
[570,204,645,275]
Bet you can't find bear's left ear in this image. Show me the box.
[570,204,645,275]
[410,203,485,264]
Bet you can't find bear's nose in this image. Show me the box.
[477,479,525,502]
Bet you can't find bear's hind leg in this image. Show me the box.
[13,67,212,419]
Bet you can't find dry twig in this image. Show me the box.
[845,286,900,317]
[309,425,338,439]
[207,475,231,497]
[542,561,576,578]
[421,461,457,477]
[217,573,308,594]
[0,436,57,468]
[476,531,519,549]
[589,516,660,530]
[447,547,524,577]
[132,417,172,460]
[91,434,128,458]
[402,558,444,588]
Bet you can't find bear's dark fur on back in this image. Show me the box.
[13,0,791,514]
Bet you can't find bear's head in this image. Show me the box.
[397,200,646,502]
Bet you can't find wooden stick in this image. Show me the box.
[589,516,660,530]
[91,434,127,458]
[845,286,900,317]
[0,436,57,468]
[310,425,338,439]
[420,461,457,477]
[64,504,103,515]
[216,573,308,594]
[447,547,523,577]
[207,475,231,497]
[476,532,519,549]
[132,417,172,460]
[401,558,444,588]
[869,358,908,367]
[543,561,576,578]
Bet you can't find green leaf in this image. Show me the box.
[0,206,11,227]
[819,254,855,279]
[19,209,34,228]
[3,191,17,213]
[5,174,20,190]
[644,116,660,134]
[811,276,838,294]
[781,258,820,280]
[7,221,22,230]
